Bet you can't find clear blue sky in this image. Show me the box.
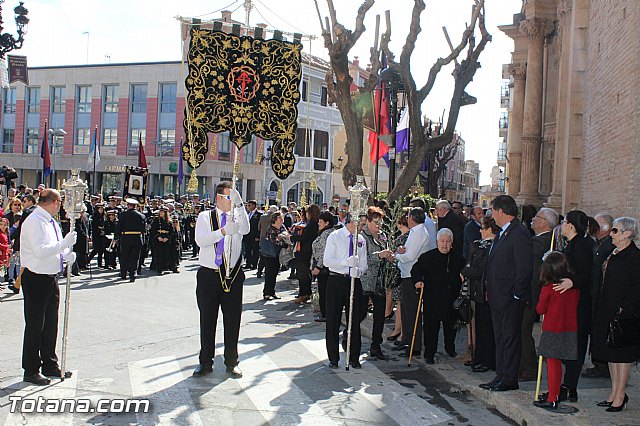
[17,0,518,185]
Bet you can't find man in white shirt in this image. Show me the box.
[193,181,249,378]
[394,207,430,357]
[409,198,437,251]
[20,189,77,385]
[323,215,368,369]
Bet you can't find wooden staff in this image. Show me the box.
[408,286,424,367]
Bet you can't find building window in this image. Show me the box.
[218,132,230,161]
[76,128,91,146]
[3,87,16,113]
[27,87,40,113]
[160,83,177,113]
[104,85,118,113]
[77,86,92,113]
[131,84,147,113]
[129,129,146,155]
[295,127,310,157]
[244,136,256,164]
[51,86,66,113]
[103,129,117,146]
[26,128,39,153]
[321,86,328,106]
[313,130,329,171]
[301,80,308,102]
[159,129,175,156]
[2,129,14,153]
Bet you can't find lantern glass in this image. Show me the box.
[62,169,87,220]
[348,175,371,218]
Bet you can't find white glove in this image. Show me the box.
[224,222,240,236]
[230,188,243,205]
[345,255,359,267]
[63,251,76,265]
[349,267,359,278]
[61,231,77,249]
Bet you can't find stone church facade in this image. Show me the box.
[501,0,639,217]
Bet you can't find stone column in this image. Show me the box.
[516,17,554,206]
[506,62,526,197]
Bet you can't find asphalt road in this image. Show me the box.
[0,258,515,425]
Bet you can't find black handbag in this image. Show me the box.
[453,294,471,324]
[606,311,640,349]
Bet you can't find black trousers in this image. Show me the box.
[360,293,385,350]
[317,268,329,318]
[296,256,312,297]
[196,266,244,367]
[519,306,538,376]
[400,278,421,347]
[257,254,265,275]
[326,275,362,364]
[120,241,142,278]
[262,256,280,296]
[244,239,260,268]
[424,311,457,357]
[21,269,59,375]
[474,302,496,369]
[563,333,589,389]
[491,299,525,385]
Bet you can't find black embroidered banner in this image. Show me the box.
[183,28,303,179]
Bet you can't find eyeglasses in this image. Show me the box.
[611,227,624,234]
[370,220,382,227]
[217,194,231,200]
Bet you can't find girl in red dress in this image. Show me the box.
[0,218,11,287]
[534,251,580,410]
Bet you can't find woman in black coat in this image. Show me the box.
[412,227,466,364]
[552,210,593,401]
[461,216,500,372]
[289,204,320,304]
[591,217,640,412]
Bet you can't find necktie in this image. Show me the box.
[348,233,354,275]
[215,212,227,267]
[51,219,64,271]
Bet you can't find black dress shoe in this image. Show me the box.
[256,273,262,278]
[425,356,435,364]
[386,333,401,341]
[447,350,458,358]
[479,377,501,390]
[192,364,213,377]
[350,361,362,369]
[328,362,339,369]
[597,400,613,407]
[490,382,519,392]
[42,367,63,378]
[606,394,628,412]
[370,348,387,360]
[226,365,243,378]
[129,276,136,282]
[314,316,326,322]
[399,349,420,358]
[392,344,409,351]
[8,284,19,294]
[533,399,559,410]
[472,365,491,373]
[24,373,51,386]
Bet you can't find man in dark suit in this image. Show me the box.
[435,200,465,257]
[463,206,485,260]
[519,207,557,381]
[480,195,532,392]
[243,200,261,269]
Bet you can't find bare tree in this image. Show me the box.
[315,0,491,201]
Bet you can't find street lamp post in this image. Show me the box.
[0,1,29,59]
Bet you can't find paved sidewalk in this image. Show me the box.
[358,311,639,426]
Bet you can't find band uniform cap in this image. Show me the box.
[125,198,139,205]
[107,209,117,215]
[91,195,100,199]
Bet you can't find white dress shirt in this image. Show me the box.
[396,224,429,278]
[195,206,250,269]
[323,226,368,277]
[20,206,72,275]
[423,218,437,251]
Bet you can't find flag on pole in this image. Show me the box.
[137,132,148,168]
[87,127,101,169]
[178,143,184,186]
[40,130,51,178]
[367,84,390,162]
[396,109,410,153]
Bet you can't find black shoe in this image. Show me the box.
[370,348,387,360]
[479,377,500,390]
[129,276,136,282]
[472,364,490,373]
[539,384,570,403]
[314,316,326,323]
[447,350,458,358]
[263,295,274,301]
[328,362,339,369]
[606,394,628,412]
[567,387,578,402]
[8,284,19,294]
[392,344,409,351]
[597,400,613,407]
[226,365,243,378]
[386,333,401,342]
[256,273,263,278]
[350,361,362,369]
[425,356,435,364]
[490,381,519,392]
[385,311,395,321]
[120,274,127,280]
[23,373,51,386]
[533,399,559,410]
[41,367,63,378]
[192,364,213,377]
[400,349,420,358]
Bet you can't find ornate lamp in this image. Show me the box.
[0,1,29,59]
[59,168,87,380]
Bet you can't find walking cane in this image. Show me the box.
[408,286,424,367]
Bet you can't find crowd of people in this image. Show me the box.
[3,181,639,416]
